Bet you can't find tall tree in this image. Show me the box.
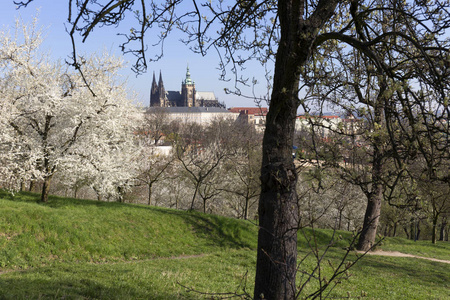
[297,1,450,251]
[15,0,450,298]
[0,19,140,202]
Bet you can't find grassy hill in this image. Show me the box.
[0,190,448,299]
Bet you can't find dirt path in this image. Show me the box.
[358,250,450,264]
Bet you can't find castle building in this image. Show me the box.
[150,66,225,108]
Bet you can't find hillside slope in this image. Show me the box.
[0,190,257,270]
[0,190,448,299]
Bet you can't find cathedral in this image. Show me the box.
[150,67,225,108]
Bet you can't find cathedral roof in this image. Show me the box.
[165,91,182,102]
[195,91,217,100]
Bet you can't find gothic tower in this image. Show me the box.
[150,71,159,106]
[181,66,196,107]
[158,71,166,107]
[150,71,167,107]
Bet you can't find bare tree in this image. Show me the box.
[217,122,262,220]
[173,121,233,212]
[141,108,171,146]
[136,109,174,205]
[136,150,173,206]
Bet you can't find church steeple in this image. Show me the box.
[181,65,195,107]
[151,72,158,93]
[150,70,167,107]
[158,71,165,106]
[150,71,159,107]
[158,70,164,88]
[184,65,193,85]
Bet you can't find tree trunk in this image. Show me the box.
[254,7,303,296]
[415,221,421,241]
[410,218,415,240]
[357,146,383,250]
[357,187,382,251]
[29,180,35,192]
[40,174,53,203]
[244,196,249,220]
[432,215,439,244]
[20,181,26,192]
[403,226,410,239]
[190,182,200,211]
[148,182,153,205]
[117,186,124,203]
[254,93,299,300]
[357,93,385,252]
[253,2,338,298]
[439,216,448,241]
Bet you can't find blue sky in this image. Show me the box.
[1,1,271,108]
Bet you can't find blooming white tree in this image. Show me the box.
[0,18,142,202]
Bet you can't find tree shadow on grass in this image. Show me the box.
[155,209,258,250]
[0,190,258,252]
[0,277,190,299]
[0,266,193,300]
[354,254,449,288]
[297,227,355,249]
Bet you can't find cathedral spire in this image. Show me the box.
[158,70,166,106]
[158,70,164,89]
[150,71,159,107]
[151,71,158,92]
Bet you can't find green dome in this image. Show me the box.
[184,65,193,85]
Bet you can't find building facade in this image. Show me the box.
[147,106,239,126]
[150,67,225,108]
[229,107,268,132]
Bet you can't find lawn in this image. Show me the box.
[0,190,448,299]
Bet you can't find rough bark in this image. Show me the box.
[356,144,384,250]
[254,94,299,299]
[357,185,382,251]
[254,2,338,298]
[357,100,385,251]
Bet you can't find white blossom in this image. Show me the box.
[0,18,143,200]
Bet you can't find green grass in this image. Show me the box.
[0,190,256,269]
[0,190,448,299]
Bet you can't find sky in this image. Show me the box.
[0,1,272,108]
